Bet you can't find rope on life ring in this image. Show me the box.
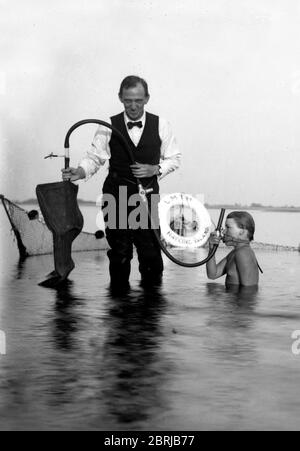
[159,193,212,249]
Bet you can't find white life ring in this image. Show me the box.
[158,193,212,249]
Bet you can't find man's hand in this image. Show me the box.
[130,163,159,179]
[62,167,86,182]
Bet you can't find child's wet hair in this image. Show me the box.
[227,211,255,241]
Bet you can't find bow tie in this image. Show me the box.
[127,121,143,130]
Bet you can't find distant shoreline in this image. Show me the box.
[205,205,300,213]
[15,198,300,213]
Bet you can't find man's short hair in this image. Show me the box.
[119,76,150,97]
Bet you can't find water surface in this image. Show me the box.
[1,208,300,430]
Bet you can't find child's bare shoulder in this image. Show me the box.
[235,246,257,263]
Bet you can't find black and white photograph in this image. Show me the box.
[1,0,300,433]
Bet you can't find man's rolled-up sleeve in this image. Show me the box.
[79,125,112,180]
[159,118,182,180]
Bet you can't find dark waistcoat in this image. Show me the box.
[108,112,162,183]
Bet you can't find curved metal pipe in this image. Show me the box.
[64,119,136,166]
[152,207,225,268]
[64,119,225,268]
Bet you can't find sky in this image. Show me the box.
[0,0,300,206]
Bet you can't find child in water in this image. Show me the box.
[206,211,261,287]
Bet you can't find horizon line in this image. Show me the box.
[10,197,300,210]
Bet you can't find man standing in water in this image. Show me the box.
[62,76,181,289]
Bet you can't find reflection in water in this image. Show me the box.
[99,286,170,426]
[53,281,84,351]
[2,244,300,430]
[13,259,27,280]
[225,284,259,310]
[206,282,259,312]
[205,283,259,363]
[36,281,88,409]
[48,281,170,427]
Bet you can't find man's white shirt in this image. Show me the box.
[79,112,181,180]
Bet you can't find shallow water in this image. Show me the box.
[1,209,300,430]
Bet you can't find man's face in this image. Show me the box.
[119,83,150,120]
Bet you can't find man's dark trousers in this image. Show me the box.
[103,173,164,287]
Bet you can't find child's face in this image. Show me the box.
[223,218,248,246]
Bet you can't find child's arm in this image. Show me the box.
[206,255,228,280]
[206,232,227,280]
[235,248,259,286]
